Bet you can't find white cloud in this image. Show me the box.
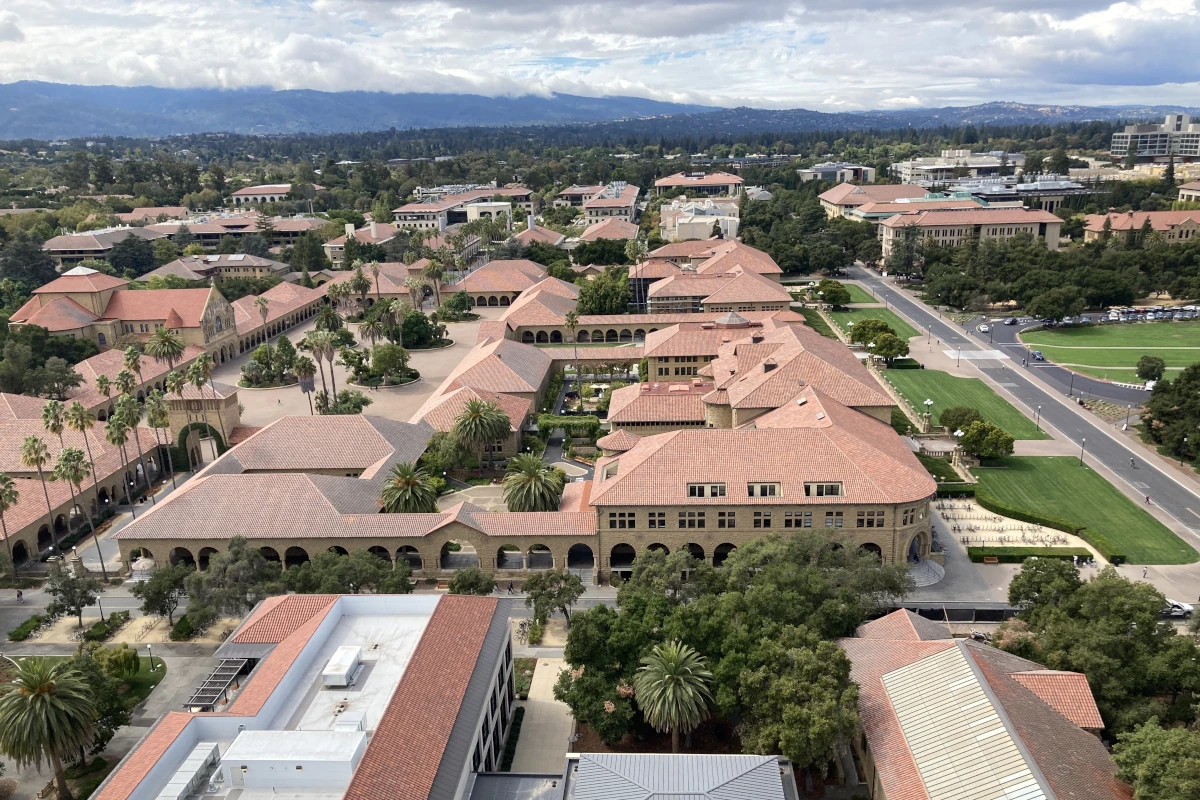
[0,0,1196,108]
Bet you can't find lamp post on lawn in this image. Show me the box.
[924,398,934,432]
[957,348,961,367]
[147,644,155,672]
[1180,436,1188,466]
[1079,437,1087,467]
[1035,405,1042,433]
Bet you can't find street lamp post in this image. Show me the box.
[957,348,961,367]
[923,398,934,432]
[147,644,155,672]
[1035,405,1042,433]
[1068,372,1075,397]
[1079,437,1087,467]
[1180,436,1189,466]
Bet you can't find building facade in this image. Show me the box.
[1111,114,1200,162]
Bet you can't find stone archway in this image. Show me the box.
[687,543,705,562]
[487,296,499,307]
[610,543,635,570]
[260,546,281,562]
[169,547,195,567]
[907,531,930,562]
[198,547,219,570]
[285,546,310,568]
[11,541,30,565]
[500,296,510,306]
[605,329,618,342]
[567,543,594,571]
[497,546,522,570]
[577,330,590,343]
[634,329,646,341]
[522,331,535,344]
[591,329,604,342]
[647,542,670,555]
[53,515,68,537]
[527,544,552,570]
[396,546,422,570]
[619,329,632,342]
[367,546,391,564]
[440,540,480,570]
[536,331,549,344]
[713,542,736,567]
[329,546,349,556]
[550,331,563,344]
[860,542,883,560]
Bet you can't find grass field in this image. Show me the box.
[797,307,839,339]
[843,284,878,304]
[828,307,920,341]
[883,369,1051,440]
[1021,323,1200,382]
[972,457,1199,565]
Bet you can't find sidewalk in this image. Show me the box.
[510,657,574,773]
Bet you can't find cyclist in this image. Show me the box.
[1130,457,1136,468]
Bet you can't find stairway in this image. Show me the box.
[909,558,945,587]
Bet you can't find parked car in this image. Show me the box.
[1161,600,1194,619]
[979,324,990,333]
[1004,317,1018,326]
[1031,351,1045,361]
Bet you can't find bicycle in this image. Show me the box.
[515,619,531,645]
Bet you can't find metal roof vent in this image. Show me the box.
[796,397,807,406]
[816,412,825,420]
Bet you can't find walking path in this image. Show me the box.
[510,657,574,773]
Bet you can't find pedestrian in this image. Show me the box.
[507,581,514,595]
[1143,567,1148,579]
[1072,555,1077,567]
[1146,495,1151,504]
[277,398,282,405]
[16,589,23,603]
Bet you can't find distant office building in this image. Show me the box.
[799,162,876,183]
[879,207,1063,256]
[1179,180,1200,203]
[1111,114,1200,162]
[582,182,640,226]
[891,150,1024,183]
[230,184,324,206]
[1084,210,1200,244]
[943,175,1097,214]
[654,171,744,197]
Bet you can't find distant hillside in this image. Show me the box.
[0,81,717,139]
[0,83,1196,140]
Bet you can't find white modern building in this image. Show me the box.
[1111,114,1200,162]
[891,151,1025,183]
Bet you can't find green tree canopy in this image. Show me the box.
[448,566,495,596]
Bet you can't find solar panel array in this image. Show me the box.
[185,659,250,711]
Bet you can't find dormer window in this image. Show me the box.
[747,483,779,498]
[804,482,842,497]
[688,483,726,498]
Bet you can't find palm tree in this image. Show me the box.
[104,416,136,516]
[188,357,227,449]
[114,367,136,400]
[360,318,384,347]
[145,391,176,490]
[255,295,270,339]
[305,330,338,401]
[0,657,96,800]
[53,448,107,580]
[404,277,427,310]
[453,399,511,476]
[41,400,65,449]
[123,347,146,398]
[166,371,194,475]
[19,436,56,551]
[95,374,112,419]
[293,355,317,415]
[565,310,580,364]
[370,261,382,302]
[503,453,565,512]
[64,401,103,532]
[0,474,19,580]
[116,394,154,506]
[380,462,439,513]
[302,333,330,399]
[381,298,408,347]
[423,259,445,308]
[145,328,185,371]
[632,640,713,754]
[349,266,372,311]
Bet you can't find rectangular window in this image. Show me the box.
[825,511,834,528]
[747,483,780,497]
[805,483,842,497]
[834,511,843,528]
[688,483,726,498]
[678,511,705,529]
[608,511,635,529]
[648,511,666,529]
[784,511,799,528]
[803,511,812,528]
[753,511,771,529]
[718,511,736,529]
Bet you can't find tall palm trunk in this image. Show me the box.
[79,433,103,526]
[327,353,338,398]
[162,427,178,489]
[671,729,680,755]
[50,747,71,800]
[1,514,14,580]
[118,442,137,519]
[205,379,228,450]
[128,418,154,506]
[35,465,56,551]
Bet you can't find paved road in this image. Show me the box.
[980,317,1149,405]
[849,265,1200,556]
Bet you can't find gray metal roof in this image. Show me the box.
[568,754,788,800]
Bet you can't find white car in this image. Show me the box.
[979,324,990,333]
[1161,600,1194,619]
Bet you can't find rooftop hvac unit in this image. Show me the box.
[333,710,366,732]
[322,646,362,687]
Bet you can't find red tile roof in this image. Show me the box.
[596,429,641,452]
[655,171,744,188]
[411,386,532,434]
[818,183,928,207]
[0,392,45,421]
[1084,210,1200,232]
[344,596,498,800]
[454,260,547,294]
[1010,670,1105,729]
[232,595,338,643]
[92,712,194,800]
[33,268,129,294]
[880,207,1062,228]
[101,288,214,327]
[514,225,566,246]
[580,218,640,241]
[444,337,553,395]
[10,295,99,331]
[69,346,207,408]
[608,382,709,424]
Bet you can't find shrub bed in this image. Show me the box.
[514,657,536,699]
[83,610,131,642]
[169,615,195,641]
[888,358,922,369]
[967,546,1091,563]
[499,707,527,772]
[8,613,47,641]
[935,484,976,497]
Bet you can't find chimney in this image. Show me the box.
[528,213,536,231]
[370,221,377,239]
[344,222,355,239]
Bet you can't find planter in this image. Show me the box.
[237,381,300,391]
[407,340,456,350]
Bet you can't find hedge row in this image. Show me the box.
[498,706,527,772]
[936,484,977,497]
[537,414,601,441]
[974,488,1126,564]
[967,547,1092,563]
[8,613,48,642]
[83,610,131,642]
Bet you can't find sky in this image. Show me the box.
[0,0,1197,110]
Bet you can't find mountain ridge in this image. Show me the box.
[0,82,1197,140]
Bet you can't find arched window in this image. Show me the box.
[214,316,224,332]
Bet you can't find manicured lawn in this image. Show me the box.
[882,369,1050,440]
[1066,365,1185,382]
[828,307,920,341]
[915,453,960,482]
[972,457,1199,565]
[1021,323,1200,380]
[842,284,879,304]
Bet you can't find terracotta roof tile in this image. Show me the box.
[0,392,46,420]
[1084,210,1200,232]
[411,386,531,433]
[214,415,430,475]
[12,295,98,331]
[608,382,709,424]
[101,288,213,327]
[596,429,641,452]
[514,226,566,246]
[818,182,928,207]
[93,712,194,800]
[453,260,547,294]
[344,596,498,800]
[69,346,207,408]
[655,171,743,188]
[443,338,553,395]
[32,268,130,294]
[232,595,338,643]
[580,218,640,241]
[880,207,1062,228]
[1010,670,1106,729]
[854,609,951,642]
